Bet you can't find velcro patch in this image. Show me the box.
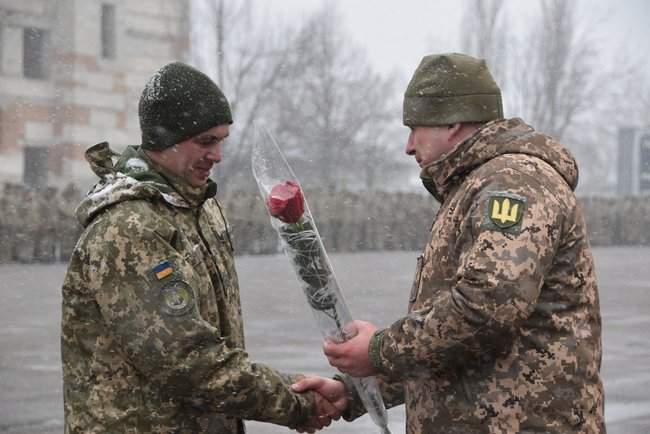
[152,261,174,280]
[483,192,527,233]
[160,281,195,316]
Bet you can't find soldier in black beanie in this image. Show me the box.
[138,62,233,151]
[61,62,345,434]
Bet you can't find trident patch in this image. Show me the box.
[484,192,526,233]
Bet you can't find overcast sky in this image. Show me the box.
[258,0,650,83]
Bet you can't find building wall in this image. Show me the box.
[0,0,189,188]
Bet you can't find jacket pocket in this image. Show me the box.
[408,255,424,307]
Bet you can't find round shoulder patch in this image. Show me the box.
[160,281,195,316]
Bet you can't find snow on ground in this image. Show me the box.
[0,248,648,433]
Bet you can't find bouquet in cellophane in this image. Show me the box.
[252,127,391,434]
[264,180,347,335]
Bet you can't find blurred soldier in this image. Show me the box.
[339,191,364,251]
[61,62,344,433]
[34,186,59,262]
[58,183,82,261]
[0,183,12,263]
[5,183,20,261]
[295,53,606,433]
[14,185,37,262]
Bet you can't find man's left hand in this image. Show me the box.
[323,320,378,377]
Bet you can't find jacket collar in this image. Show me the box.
[134,147,217,208]
[419,118,579,202]
[77,142,218,227]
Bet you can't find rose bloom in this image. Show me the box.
[267,180,304,223]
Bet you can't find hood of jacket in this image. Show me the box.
[76,142,217,227]
[420,118,579,202]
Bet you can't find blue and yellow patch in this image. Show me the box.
[152,261,174,280]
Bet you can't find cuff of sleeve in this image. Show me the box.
[281,372,316,429]
[332,374,366,422]
[368,329,387,372]
[288,386,316,429]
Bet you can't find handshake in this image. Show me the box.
[291,376,348,433]
[289,320,380,433]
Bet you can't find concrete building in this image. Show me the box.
[0,0,189,189]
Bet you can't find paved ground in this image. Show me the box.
[1,248,649,433]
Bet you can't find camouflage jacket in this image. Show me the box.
[354,118,605,433]
[61,143,315,433]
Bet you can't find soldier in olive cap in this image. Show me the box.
[295,53,606,433]
[61,62,345,434]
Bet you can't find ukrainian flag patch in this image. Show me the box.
[153,261,174,280]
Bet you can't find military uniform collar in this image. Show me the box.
[419,118,532,202]
[136,148,217,208]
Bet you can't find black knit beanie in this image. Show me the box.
[139,62,233,150]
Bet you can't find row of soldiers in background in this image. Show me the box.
[1,185,649,263]
[580,196,650,246]
[221,190,650,254]
[0,182,83,264]
[222,189,438,254]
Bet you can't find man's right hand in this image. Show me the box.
[291,376,349,433]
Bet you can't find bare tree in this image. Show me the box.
[194,1,405,192]
[612,65,650,130]
[461,0,508,81]
[507,0,604,139]
[265,6,404,191]
[460,0,639,193]
[461,0,599,139]
[642,89,650,128]
[194,0,299,190]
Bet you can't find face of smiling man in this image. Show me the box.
[145,124,230,187]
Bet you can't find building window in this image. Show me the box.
[101,4,116,59]
[23,27,48,79]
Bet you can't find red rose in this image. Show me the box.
[266,180,304,223]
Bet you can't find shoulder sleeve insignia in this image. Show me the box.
[483,192,527,233]
[152,260,174,280]
[160,280,195,316]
